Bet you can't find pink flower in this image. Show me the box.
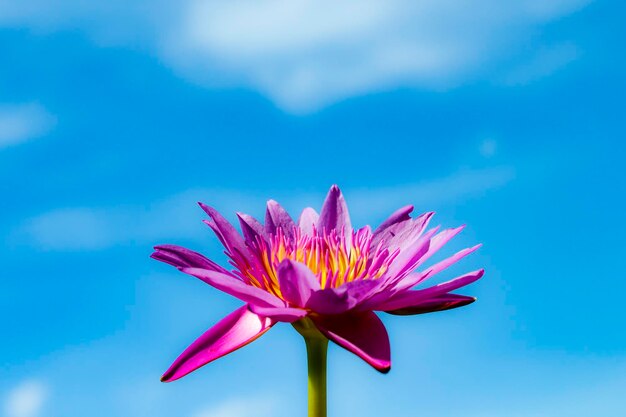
[152,185,483,382]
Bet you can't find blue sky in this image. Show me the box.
[1,1,626,416]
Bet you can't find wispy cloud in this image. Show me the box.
[3,380,48,417]
[0,103,55,149]
[502,43,579,86]
[164,0,591,111]
[16,166,513,251]
[345,166,515,224]
[17,189,268,251]
[191,397,276,417]
[0,1,591,112]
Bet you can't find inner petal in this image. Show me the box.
[236,226,399,296]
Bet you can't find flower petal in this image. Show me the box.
[151,244,229,274]
[393,244,483,292]
[161,305,274,382]
[248,304,308,322]
[198,203,249,258]
[318,185,351,234]
[312,311,391,373]
[384,227,438,278]
[237,212,266,243]
[306,288,354,315]
[384,294,476,316]
[375,269,484,311]
[424,244,482,277]
[372,205,414,237]
[415,226,466,268]
[180,267,285,308]
[278,259,321,307]
[306,280,380,314]
[298,207,319,236]
[372,211,434,251]
[265,200,296,239]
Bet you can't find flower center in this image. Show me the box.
[234,226,399,297]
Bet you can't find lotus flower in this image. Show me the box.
[152,185,483,383]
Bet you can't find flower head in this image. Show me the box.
[152,185,483,381]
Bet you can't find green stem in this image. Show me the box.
[293,318,329,417]
[305,336,328,417]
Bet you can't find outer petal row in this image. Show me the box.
[375,269,484,312]
[161,306,391,382]
[161,305,274,382]
[151,244,229,274]
[385,294,476,316]
[392,243,483,292]
[180,267,285,308]
[312,311,391,373]
[151,245,287,309]
[198,203,250,259]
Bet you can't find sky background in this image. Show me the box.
[1,1,626,416]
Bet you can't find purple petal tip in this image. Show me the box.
[197,202,215,216]
[378,364,391,374]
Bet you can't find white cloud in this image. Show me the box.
[480,139,498,158]
[191,397,276,417]
[3,380,48,417]
[17,188,270,250]
[21,207,119,250]
[17,166,513,251]
[0,103,55,149]
[165,0,591,111]
[19,195,200,251]
[0,0,591,112]
[345,166,515,223]
[502,43,579,86]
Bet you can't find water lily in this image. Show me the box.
[152,185,483,416]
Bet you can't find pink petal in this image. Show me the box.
[151,245,229,274]
[265,200,296,239]
[198,203,249,258]
[306,287,355,315]
[372,205,414,237]
[392,244,482,292]
[312,311,391,373]
[424,244,482,277]
[277,259,321,307]
[298,207,319,236]
[318,185,352,234]
[414,226,466,268]
[248,304,308,322]
[384,227,438,278]
[161,305,274,382]
[384,294,476,316]
[372,211,434,251]
[376,269,484,311]
[387,271,430,293]
[180,267,285,308]
[237,212,266,243]
[306,280,380,314]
